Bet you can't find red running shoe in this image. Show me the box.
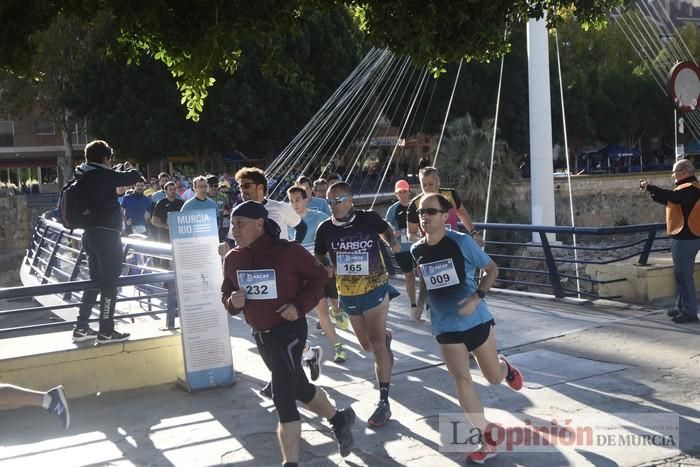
[500,355,523,391]
[466,440,497,464]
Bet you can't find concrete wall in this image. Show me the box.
[512,172,671,227]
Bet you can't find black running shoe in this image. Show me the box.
[47,386,70,430]
[667,307,681,317]
[259,381,272,398]
[332,407,356,457]
[672,314,699,323]
[96,330,130,345]
[368,400,391,427]
[304,346,323,381]
[72,326,98,343]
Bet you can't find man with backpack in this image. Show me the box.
[67,140,143,344]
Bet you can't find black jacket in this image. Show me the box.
[76,162,142,230]
[647,176,700,239]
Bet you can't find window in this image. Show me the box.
[35,119,56,135]
[71,119,88,145]
[0,121,14,146]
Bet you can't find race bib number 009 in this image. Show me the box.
[420,258,459,290]
[336,252,369,276]
[237,269,278,300]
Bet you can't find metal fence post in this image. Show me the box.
[31,223,51,269]
[63,248,86,300]
[42,231,64,284]
[166,278,178,329]
[539,231,565,298]
[637,230,657,265]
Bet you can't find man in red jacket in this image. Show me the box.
[221,201,356,466]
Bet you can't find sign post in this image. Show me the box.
[168,209,234,391]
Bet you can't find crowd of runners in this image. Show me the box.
[29,143,524,465]
[218,165,524,465]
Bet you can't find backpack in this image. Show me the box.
[58,171,94,229]
[667,181,700,236]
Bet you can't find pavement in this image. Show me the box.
[1,278,699,467]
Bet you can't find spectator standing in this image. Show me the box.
[72,140,142,344]
[641,159,700,323]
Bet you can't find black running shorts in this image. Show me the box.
[435,319,495,352]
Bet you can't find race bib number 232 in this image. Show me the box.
[237,269,278,300]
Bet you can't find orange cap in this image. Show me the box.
[394,180,410,192]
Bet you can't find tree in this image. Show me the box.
[0,1,623,120]
[69,6,364,165]
[436,113,518,221]
[0,13,90,185]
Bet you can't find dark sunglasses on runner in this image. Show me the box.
[417,208,446,216]
[326,195,350,206]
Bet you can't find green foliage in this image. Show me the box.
[436,113,519,221]
[69,5,363,162]
[350,1,622,69]
[0,0,622,120]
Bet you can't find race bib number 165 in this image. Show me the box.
[336,252,369,276]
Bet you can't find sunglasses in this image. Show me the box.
[326,195,350,206]
[418,208,446,216]
[238,182,258,190]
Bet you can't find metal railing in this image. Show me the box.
[1,215,178,337]
[1,214,673,337]
[474,222,670,299]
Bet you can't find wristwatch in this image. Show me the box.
[475,289,486,299]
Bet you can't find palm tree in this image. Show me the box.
[436,113,518,220]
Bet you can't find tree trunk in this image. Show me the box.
[59,127,73,186]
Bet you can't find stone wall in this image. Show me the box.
[512,171,671,227]
[0,193,58,253]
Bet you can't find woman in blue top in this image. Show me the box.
[410,193,523,464]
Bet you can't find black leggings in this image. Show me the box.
[254,318,316,423]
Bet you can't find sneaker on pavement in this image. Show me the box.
[367,399,391,427]
[96,330,130,345]
[466,440,497,464]
[259,381,272,398]
[672,314,699,323]
[72,326,98,343]
[332,407,356,457]
[304,346,323,381]
[47,386,70,430]
[333,343,347,363]
[667,307,682,317]
[332,307,350,331]
[499,356,523,391]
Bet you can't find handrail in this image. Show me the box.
[0,272,174,300]
[5,214,673,338]
[3,215,179,337]
[473,222,666,235]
